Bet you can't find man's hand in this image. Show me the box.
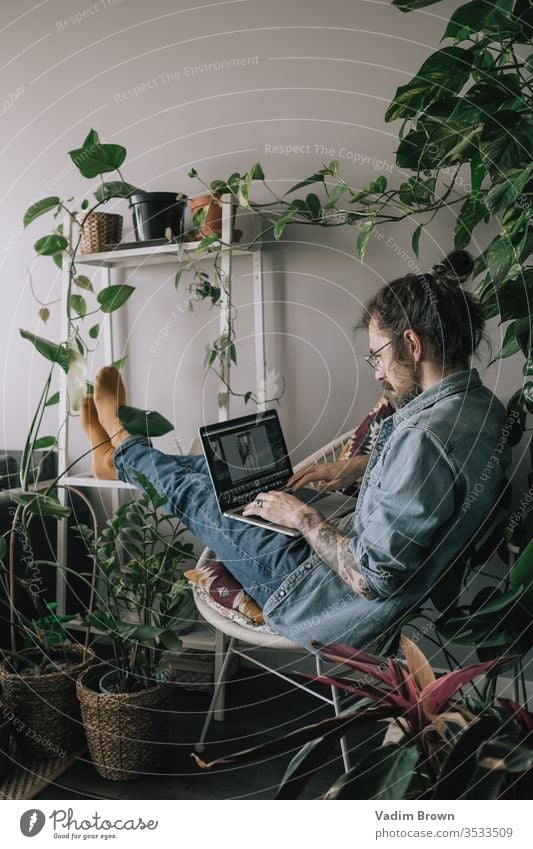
[242,490,375,600]
[242,490,313,530]
[288,454,369,494]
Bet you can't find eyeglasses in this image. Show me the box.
[364,340,392,371]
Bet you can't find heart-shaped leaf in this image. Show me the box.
[24,196,60,228]
[34,234,68,256]
[118,405,174,437]
[97,284,135,313]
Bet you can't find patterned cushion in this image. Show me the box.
[185,560,265,626]
[338,395,395,461]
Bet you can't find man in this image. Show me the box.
[82,251,511,650]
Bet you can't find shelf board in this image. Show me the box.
[63,473,136,490]
[76,241,251,268]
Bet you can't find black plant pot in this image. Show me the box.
[130,192,187,241]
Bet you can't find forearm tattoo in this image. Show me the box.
[297,510,374,599]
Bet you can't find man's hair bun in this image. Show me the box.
[431,250,474,287]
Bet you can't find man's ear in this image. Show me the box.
[403,329,424,361]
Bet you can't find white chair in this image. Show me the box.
[193,429,357,771]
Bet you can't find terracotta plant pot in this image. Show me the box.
[188,194,242,242]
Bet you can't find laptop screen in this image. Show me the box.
[199,410,292,506]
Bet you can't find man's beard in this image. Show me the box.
[397,360,423,407]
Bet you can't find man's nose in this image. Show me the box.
[374,365,385,382]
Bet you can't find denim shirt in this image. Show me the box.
[263,369,511,650]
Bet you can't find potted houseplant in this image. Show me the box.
[187,193,242,242]
[75,471,195,781]
[130,191,188,241]
[0,524,94,760]
[194,637,532,800]
[0,697,11,781]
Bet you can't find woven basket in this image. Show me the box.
[0,646,94,759]
[79,212,123,254]
[0,714,11,781]
[77,663,175,781]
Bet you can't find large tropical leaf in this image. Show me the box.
[433,715,502,799]
[193,706,400,769]
[69,128,126,178]
[323,744,419,800]
[386,47,475,122]
[23,196,60,228]
[420,655,516,716]
[118,405,174,438]
[509,539,533,615]
[480,111,533,175]
[19,329,67,369]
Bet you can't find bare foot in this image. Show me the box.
[93,366,130,448]
[80,396,118,480]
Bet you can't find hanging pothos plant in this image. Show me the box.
[189,0,532,543]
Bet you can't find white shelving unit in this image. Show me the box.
[55,200,266,717]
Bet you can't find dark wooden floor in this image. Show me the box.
[36,666,384,800]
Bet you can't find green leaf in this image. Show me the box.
[323,183,349,209]
[0,536,6,560]
[23,196,60,228]
[392,0,442,9]
[273,203,302,240]
[110,357,128,370]
[38,307,50,323]
[412,225,422,258]
[480,111,533,175]
[247,163,264,180]
[19,329,66,367]
[45,391,60,407]
[485,164,533,213]
[470,153,487,194]
[33,436,56,450]
[69,131,126,178]
[10,491,71,519]
[356,220,374,262]
[97,284,135,313]
[491,320,521,362]
[305,193,321,221]
[385,47,475,122]
[88,324,100,340]
[94,181,139,202]
[454,196,490,250]
[74,275,94,292]
[324,744,419,800]
[477,736,533,774]
[487,238,515,287]
[159,629,183,652]
[510,539,533,615]
[482,268,533,322]
[286,172,325,195]
[69,294,87,318]
[34,234,68,256]
[118,404,174,438]
[444,0,520,42]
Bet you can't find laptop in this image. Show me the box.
[199,410,357,537]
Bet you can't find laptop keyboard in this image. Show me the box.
[223,471,326,511]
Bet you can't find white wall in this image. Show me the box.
[0,0,528,488]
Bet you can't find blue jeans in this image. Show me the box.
[114,437,313,608]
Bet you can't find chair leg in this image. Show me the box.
[195,636,236,753]
[316,656,351,773]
